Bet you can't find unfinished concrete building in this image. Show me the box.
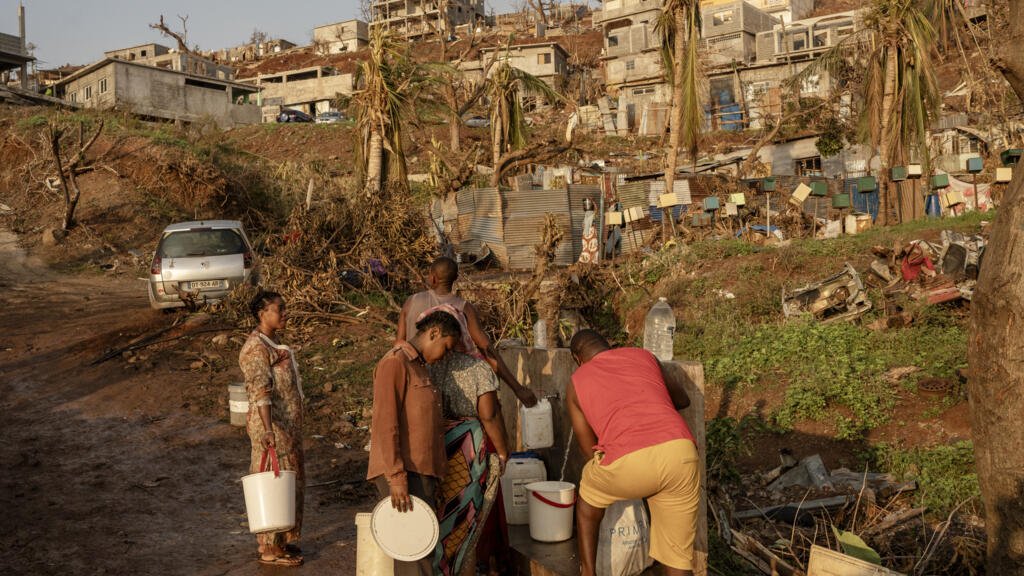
[241,66,355,122]
[313,20,369,54]
[596,0,666,133]
[702,0,813,24]
[701,1,777,66]
[105,44,236,81]
[479,42,569,106]
[203,39,298,64]
[0,4,33,89]
[755,10,863,64]
[54,59,260,127]
[371,0,484,40]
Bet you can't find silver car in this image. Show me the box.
[147,220,257,310]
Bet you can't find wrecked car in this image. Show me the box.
[782,263,872,323]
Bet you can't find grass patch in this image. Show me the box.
[869,441,981,516]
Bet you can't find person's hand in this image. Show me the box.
[518,387,538,408]
[390,483,411,512]
[261,430,276,450]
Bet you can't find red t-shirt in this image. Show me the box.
[572,348,693,466]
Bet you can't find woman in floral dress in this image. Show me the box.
[238,291,305,567]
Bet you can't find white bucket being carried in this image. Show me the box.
[355,513,394,575]
[242,447,296,533]
[525,481,576,542]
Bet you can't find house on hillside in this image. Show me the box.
[701,1,778,66]
[595,0,666,133]
[240,66,355,122]
[0,4,32,89]
[104,44,236,81]
[702,0,813,24]
[371,0,484,41]
[53,59,261,127]
[755,10,863,64]
[203,39,298,64]
[314,20,369,54]
[479,42,570,106]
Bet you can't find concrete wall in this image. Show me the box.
[756,11,860,63]
[371,0,484,39]
[702,0,776,38]
[64,61,260,127]
[105,43,169,61]
[756,136,873,178]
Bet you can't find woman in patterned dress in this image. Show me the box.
[238,291,305,567]
[425,308,511,576]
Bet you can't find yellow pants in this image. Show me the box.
[580,438,700,571]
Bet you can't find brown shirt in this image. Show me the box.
[366,341,446,488]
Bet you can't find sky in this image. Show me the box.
[1,0,523,69]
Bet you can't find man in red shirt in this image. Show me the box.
[566,329,700,576]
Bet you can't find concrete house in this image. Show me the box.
[596,0,666,133]
[241,66,355,122]
[701,1,777,66]
[314,20,369,54]
[371,0,484,40]
[54,59,260,127]
[0,4,32,89]
[479,42,570,104]
[105,44,236,81]
[203,39,298,64]
[702,0,813,24]
[755,10,862,64]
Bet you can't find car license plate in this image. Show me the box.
[188,280,223,290]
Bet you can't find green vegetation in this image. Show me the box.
[870,441,981,515]
[662,213,983,439]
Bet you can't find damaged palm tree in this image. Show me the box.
[657,0,704,239]
[46,117,104,232]
[353,28,427,198]
[485,48,571,187]
[795,0,939,224]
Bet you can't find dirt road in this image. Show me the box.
[0,229,369,575]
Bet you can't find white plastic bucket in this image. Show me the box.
[520,398,554,449]
[501,456,546,525]
[525,481,576,542]
[355,512,394,575]
[241,449,296,534]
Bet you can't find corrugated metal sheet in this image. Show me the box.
[474,188,503,217]
[457,188,476,215]
[617,181,648,211]
[505,213,574,270]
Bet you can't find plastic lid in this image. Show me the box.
[370,495,439,561]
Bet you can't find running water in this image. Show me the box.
[558,428,575,482]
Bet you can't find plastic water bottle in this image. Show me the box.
[643,297,676,361]
[533,319,548,350]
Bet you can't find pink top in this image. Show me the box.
[572,348,693,466]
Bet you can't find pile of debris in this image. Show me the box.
[718,452,984,575]
[782,229,987,325]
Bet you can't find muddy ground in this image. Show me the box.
[0,227,376,575]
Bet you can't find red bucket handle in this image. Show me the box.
[531,489,576,509]
[260,446,281,478]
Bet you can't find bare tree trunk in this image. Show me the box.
[365,130,384,196]
[663,8,686,239]
[972,1,1024,572]
[878,46,898,226]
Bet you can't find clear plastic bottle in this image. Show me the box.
[533,319,548,350]
[643,297,676,361]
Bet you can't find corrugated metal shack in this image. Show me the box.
[446,185,605,271]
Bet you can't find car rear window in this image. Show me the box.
[158,229,246,258]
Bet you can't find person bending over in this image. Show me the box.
[566,329,700,576]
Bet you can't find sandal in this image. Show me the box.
[259,553,303,567]
[284,543,302,555]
